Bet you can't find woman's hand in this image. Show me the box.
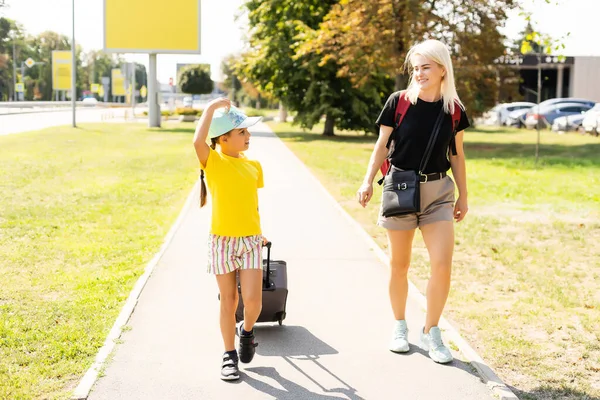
[206,97,232,112]
[454,196,468,222]
[357,182,373,208]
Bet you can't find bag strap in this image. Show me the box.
[418,107,446,175]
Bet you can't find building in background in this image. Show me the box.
[497,54,600,103]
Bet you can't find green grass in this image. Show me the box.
[0,124,198,399]
[269,122,600,399]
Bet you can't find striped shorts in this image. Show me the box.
[207,234,263,275]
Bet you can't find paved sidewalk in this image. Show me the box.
[87,123,495,400]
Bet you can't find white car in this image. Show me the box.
[581,103,600,136]
[483,102,535,126]
[82,97,98,106]
[183,96,193,108]
[552,114,586,133]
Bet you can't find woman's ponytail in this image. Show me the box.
[199,139,219,208]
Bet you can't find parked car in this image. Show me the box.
[581,103,600,136]
[524,98,596,127]
[483,102,535,126]
[182,96,193,107]
[82,97,98,106]
[505,108,532,128]
[524,102,594,129]
[551,113,586,133]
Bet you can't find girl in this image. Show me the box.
[356,39,470,364]
[193,98,265,381]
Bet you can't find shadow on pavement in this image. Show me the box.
[401,343,483,381]
[245,325,363,399]
[255,325,337,357]
[252,325,484,394]
[243,365,364,400]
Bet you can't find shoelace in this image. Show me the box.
[429,333,445,350]
[393,327,408,339]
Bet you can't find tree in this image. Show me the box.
[178,65,213,96]
[222,54,274,109]
[300,0,518,118]
[221,55,242,104]
[239,0,393,136]
[0,17,21,100]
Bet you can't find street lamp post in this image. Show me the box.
[12,37,17,101]
[72,0,77,127]
[536,53,542,164]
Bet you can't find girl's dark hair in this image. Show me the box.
[199,138,219,207]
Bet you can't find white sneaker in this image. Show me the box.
[389,320,410,353]
[420,326,453,364]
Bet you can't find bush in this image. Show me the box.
[175,107,203,116]
[242,107,267,117]
[142,110,173,117]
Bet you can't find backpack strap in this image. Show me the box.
[449,100,462,156]
[379,91,410,183]
[386,90,411,148]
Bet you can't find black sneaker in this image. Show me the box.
[220,352,239,381]
[238,324,258,364]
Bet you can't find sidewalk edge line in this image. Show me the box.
[268,125,519,400]
[71,181,199,400]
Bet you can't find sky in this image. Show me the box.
[1,0,598,85]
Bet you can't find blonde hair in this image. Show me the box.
[404,39,464,114]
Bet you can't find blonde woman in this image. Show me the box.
[357,39,470,364]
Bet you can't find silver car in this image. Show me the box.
[581,103,600,136]
[552,114,586,133]
[525,102,594,129]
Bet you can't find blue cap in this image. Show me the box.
[208,105,262,139]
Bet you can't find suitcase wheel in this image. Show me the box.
[276,311,286,326]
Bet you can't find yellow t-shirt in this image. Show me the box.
[201,147,264,237]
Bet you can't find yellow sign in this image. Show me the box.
[99,85,105,97]
[15,83,24,93]
[25,58,35,68]
[91,83,100,93]
[104,0,201,54]
[111,69,125,96]
[52,51,72,91]
[140,85,147,98]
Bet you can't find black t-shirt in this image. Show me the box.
[375,91,470,174]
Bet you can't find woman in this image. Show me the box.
[356,39,470,364]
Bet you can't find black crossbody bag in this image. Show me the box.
[380,108,445,218]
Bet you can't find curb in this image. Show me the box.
[71,182,200,400]
[268,124,519,400]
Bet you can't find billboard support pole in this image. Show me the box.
[148,53,160,128]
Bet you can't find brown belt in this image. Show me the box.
[420,171,447,183]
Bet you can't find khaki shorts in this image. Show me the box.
[378,176,455,231]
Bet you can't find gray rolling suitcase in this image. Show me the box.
[235,241,288,325]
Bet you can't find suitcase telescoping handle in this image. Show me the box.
[263,241,272,289]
